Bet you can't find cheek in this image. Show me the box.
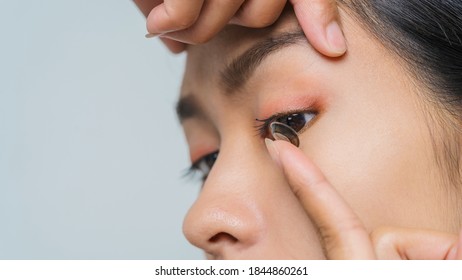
[299,56,443,231]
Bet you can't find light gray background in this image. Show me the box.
[0,0,203,259]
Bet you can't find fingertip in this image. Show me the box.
[326,21,347,56]
[292,0,347,57]
[265,138,281,167]
[271,140,322,183]
[271,139,305,168]
[266,139,307,175]
[160,37,186,53]
[145,3,162,30]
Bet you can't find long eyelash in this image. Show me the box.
[182,152,213,183]
[254,116,273,137]
[254,111,294,137]
[181,164,199,179]
[181,155,203,179]
[181,165,208,184]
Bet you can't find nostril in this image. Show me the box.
[209,232,238,243]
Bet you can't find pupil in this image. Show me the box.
[279,114,306,132]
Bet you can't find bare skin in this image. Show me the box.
[178,8,462,259]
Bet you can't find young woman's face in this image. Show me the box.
[178,10,457,259]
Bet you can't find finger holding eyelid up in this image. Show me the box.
[154,0,246,45]
[265,139,375,259]
[229,0,287,28]
[146,0,205,33]
[291,0,347,57]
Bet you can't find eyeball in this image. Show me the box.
[270,122,300,147]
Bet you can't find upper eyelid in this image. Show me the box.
[256,108,318,125]
[255,109,318,138]
[189,150,218,170]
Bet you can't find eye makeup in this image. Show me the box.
[186,107,317,183]
[184,150,219,182]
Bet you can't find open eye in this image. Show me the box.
[189,151,219,180]
[273,112,315,133]
[256,111,316,138]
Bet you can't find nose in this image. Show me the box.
[183,195,264,259]
[182,139,268,259]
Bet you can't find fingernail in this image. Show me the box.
[145,33,161,39]
[326,21,347,55]
[265,138,281,167]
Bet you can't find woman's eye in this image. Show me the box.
[256,111,317,139]
[191,151,219,180]
[273,112,316,133]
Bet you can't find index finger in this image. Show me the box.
[265,139,375,259]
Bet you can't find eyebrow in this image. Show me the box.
[176,29,307,123]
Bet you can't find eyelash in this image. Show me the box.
[184,151,219,182]
[255,109,318,138]
[186,109,318,183]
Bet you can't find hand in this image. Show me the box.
[265,139,462,259]
[133,0,347,56]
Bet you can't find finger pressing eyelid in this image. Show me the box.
[158,0,245,45]
[290,0,346,57]
[146,0,205,33]
[267,140,375,259]
[229,0,287,28]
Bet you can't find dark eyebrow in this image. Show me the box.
[221,29,306,93]
[176,29,307,123]
[176,95,202,123]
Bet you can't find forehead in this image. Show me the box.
[181,9,300,96]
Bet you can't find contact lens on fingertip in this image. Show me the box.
[270,122,300,147]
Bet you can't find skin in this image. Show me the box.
[178,9,462,259]
[133,0,346,56]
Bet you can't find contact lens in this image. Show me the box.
[270,122,300,147]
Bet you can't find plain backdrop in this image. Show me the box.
[0,0,203,259]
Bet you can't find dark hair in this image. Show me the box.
[338,0,462,191]
[339,0,462,111]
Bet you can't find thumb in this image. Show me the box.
[290,0,347,57]
[372,227,460,260]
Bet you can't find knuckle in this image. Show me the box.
[339,218,367,235]
[319,219,365,251]
[319,225,341,250]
